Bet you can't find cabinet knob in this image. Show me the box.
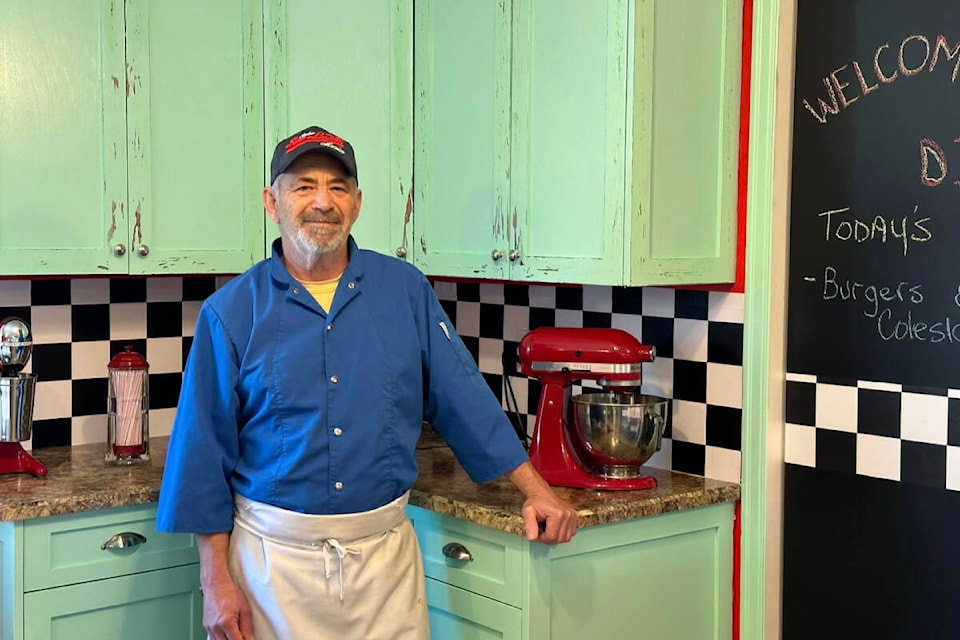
[441,542,474,562]
[101,531,147,550]
[396,246,407,259]
[113,244,127,257]
[509,250,521,262]
[137,244,150,257]
[490,249,503,262]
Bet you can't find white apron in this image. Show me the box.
[223,492,429,640]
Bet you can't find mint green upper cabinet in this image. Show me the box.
[0,0,264,276]
[413,0,742,286]
[125,0,265,275]
[509,0,627,284]
[627,0,742,285]
[265,0,412,258]
[413,0,511,280]
[0,0,127,275]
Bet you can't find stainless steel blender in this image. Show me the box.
[0,317,47,476]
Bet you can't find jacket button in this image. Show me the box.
[333,427,343,436]
[335,481,343,491]
[330,375,338,383]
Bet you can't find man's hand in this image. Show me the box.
[506,461,578,544]
[197,532,257,640]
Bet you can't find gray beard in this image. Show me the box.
[291,226,342,261]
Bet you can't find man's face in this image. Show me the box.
[264,154,362,261]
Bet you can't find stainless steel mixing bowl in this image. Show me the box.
[571,392,667,478]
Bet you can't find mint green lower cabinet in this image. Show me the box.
[409,502,734,640]
[426,578,522,640]
[23,565,203,640]
[0,503,201,640]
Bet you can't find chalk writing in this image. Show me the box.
[920,136,960,187]
[821,266,923,318]
[818,206,932,256]
[802,34,960,124]
[877,309,960,343]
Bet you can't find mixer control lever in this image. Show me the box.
[441,542,473,561]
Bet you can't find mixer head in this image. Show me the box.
[518,327,655,388]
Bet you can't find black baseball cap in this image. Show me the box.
[269,125,358,184]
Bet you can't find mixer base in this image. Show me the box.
[0,442,48,477]
[538,463,657,491]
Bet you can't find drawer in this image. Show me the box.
[23,563,204,640]
[23,503,198,592]
[408,505,524,607]
[425,577,522,640]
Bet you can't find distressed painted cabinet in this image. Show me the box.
[0,0,264,276]
[0,504,203,640]
[408,502,735,639]
[264,0,413,258]
[413,0,743,285]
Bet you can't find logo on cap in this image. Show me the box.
[285,131,346,156]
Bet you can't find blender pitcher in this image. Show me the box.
[106,346,150,464]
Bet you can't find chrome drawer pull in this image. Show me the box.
[101,531,147,550]
[442,542,473,562]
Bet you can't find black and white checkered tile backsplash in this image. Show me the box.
[0,277,218,450]
[785,373,960,491]
[433,282,745,483]
[2,276,745,483]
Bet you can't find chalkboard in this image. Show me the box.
[787,0,960,389]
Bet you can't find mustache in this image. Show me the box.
[299,214,343,224]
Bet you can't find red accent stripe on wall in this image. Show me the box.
[733,3,752,635]
[733,0,753,297]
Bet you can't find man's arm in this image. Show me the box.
[197,532,256,640]
[506,461,578,544]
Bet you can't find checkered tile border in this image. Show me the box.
[785,372,960,491]
[433,282,745,483]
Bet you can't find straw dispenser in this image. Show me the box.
[106,346,150,464]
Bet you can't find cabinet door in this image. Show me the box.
[0,0,127,275]
[526,504,734,640]
[510,0,628,285]
[265,0,413,260]
[426,578,522,640]
[626,0,741,285]
[413,0,511,279]
[124,0,265,275]
[23,564,204,640]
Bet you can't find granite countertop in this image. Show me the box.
[0,435,740,534]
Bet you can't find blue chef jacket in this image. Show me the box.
[156,237,528,533]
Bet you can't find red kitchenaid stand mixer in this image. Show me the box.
[519,327,662,490]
